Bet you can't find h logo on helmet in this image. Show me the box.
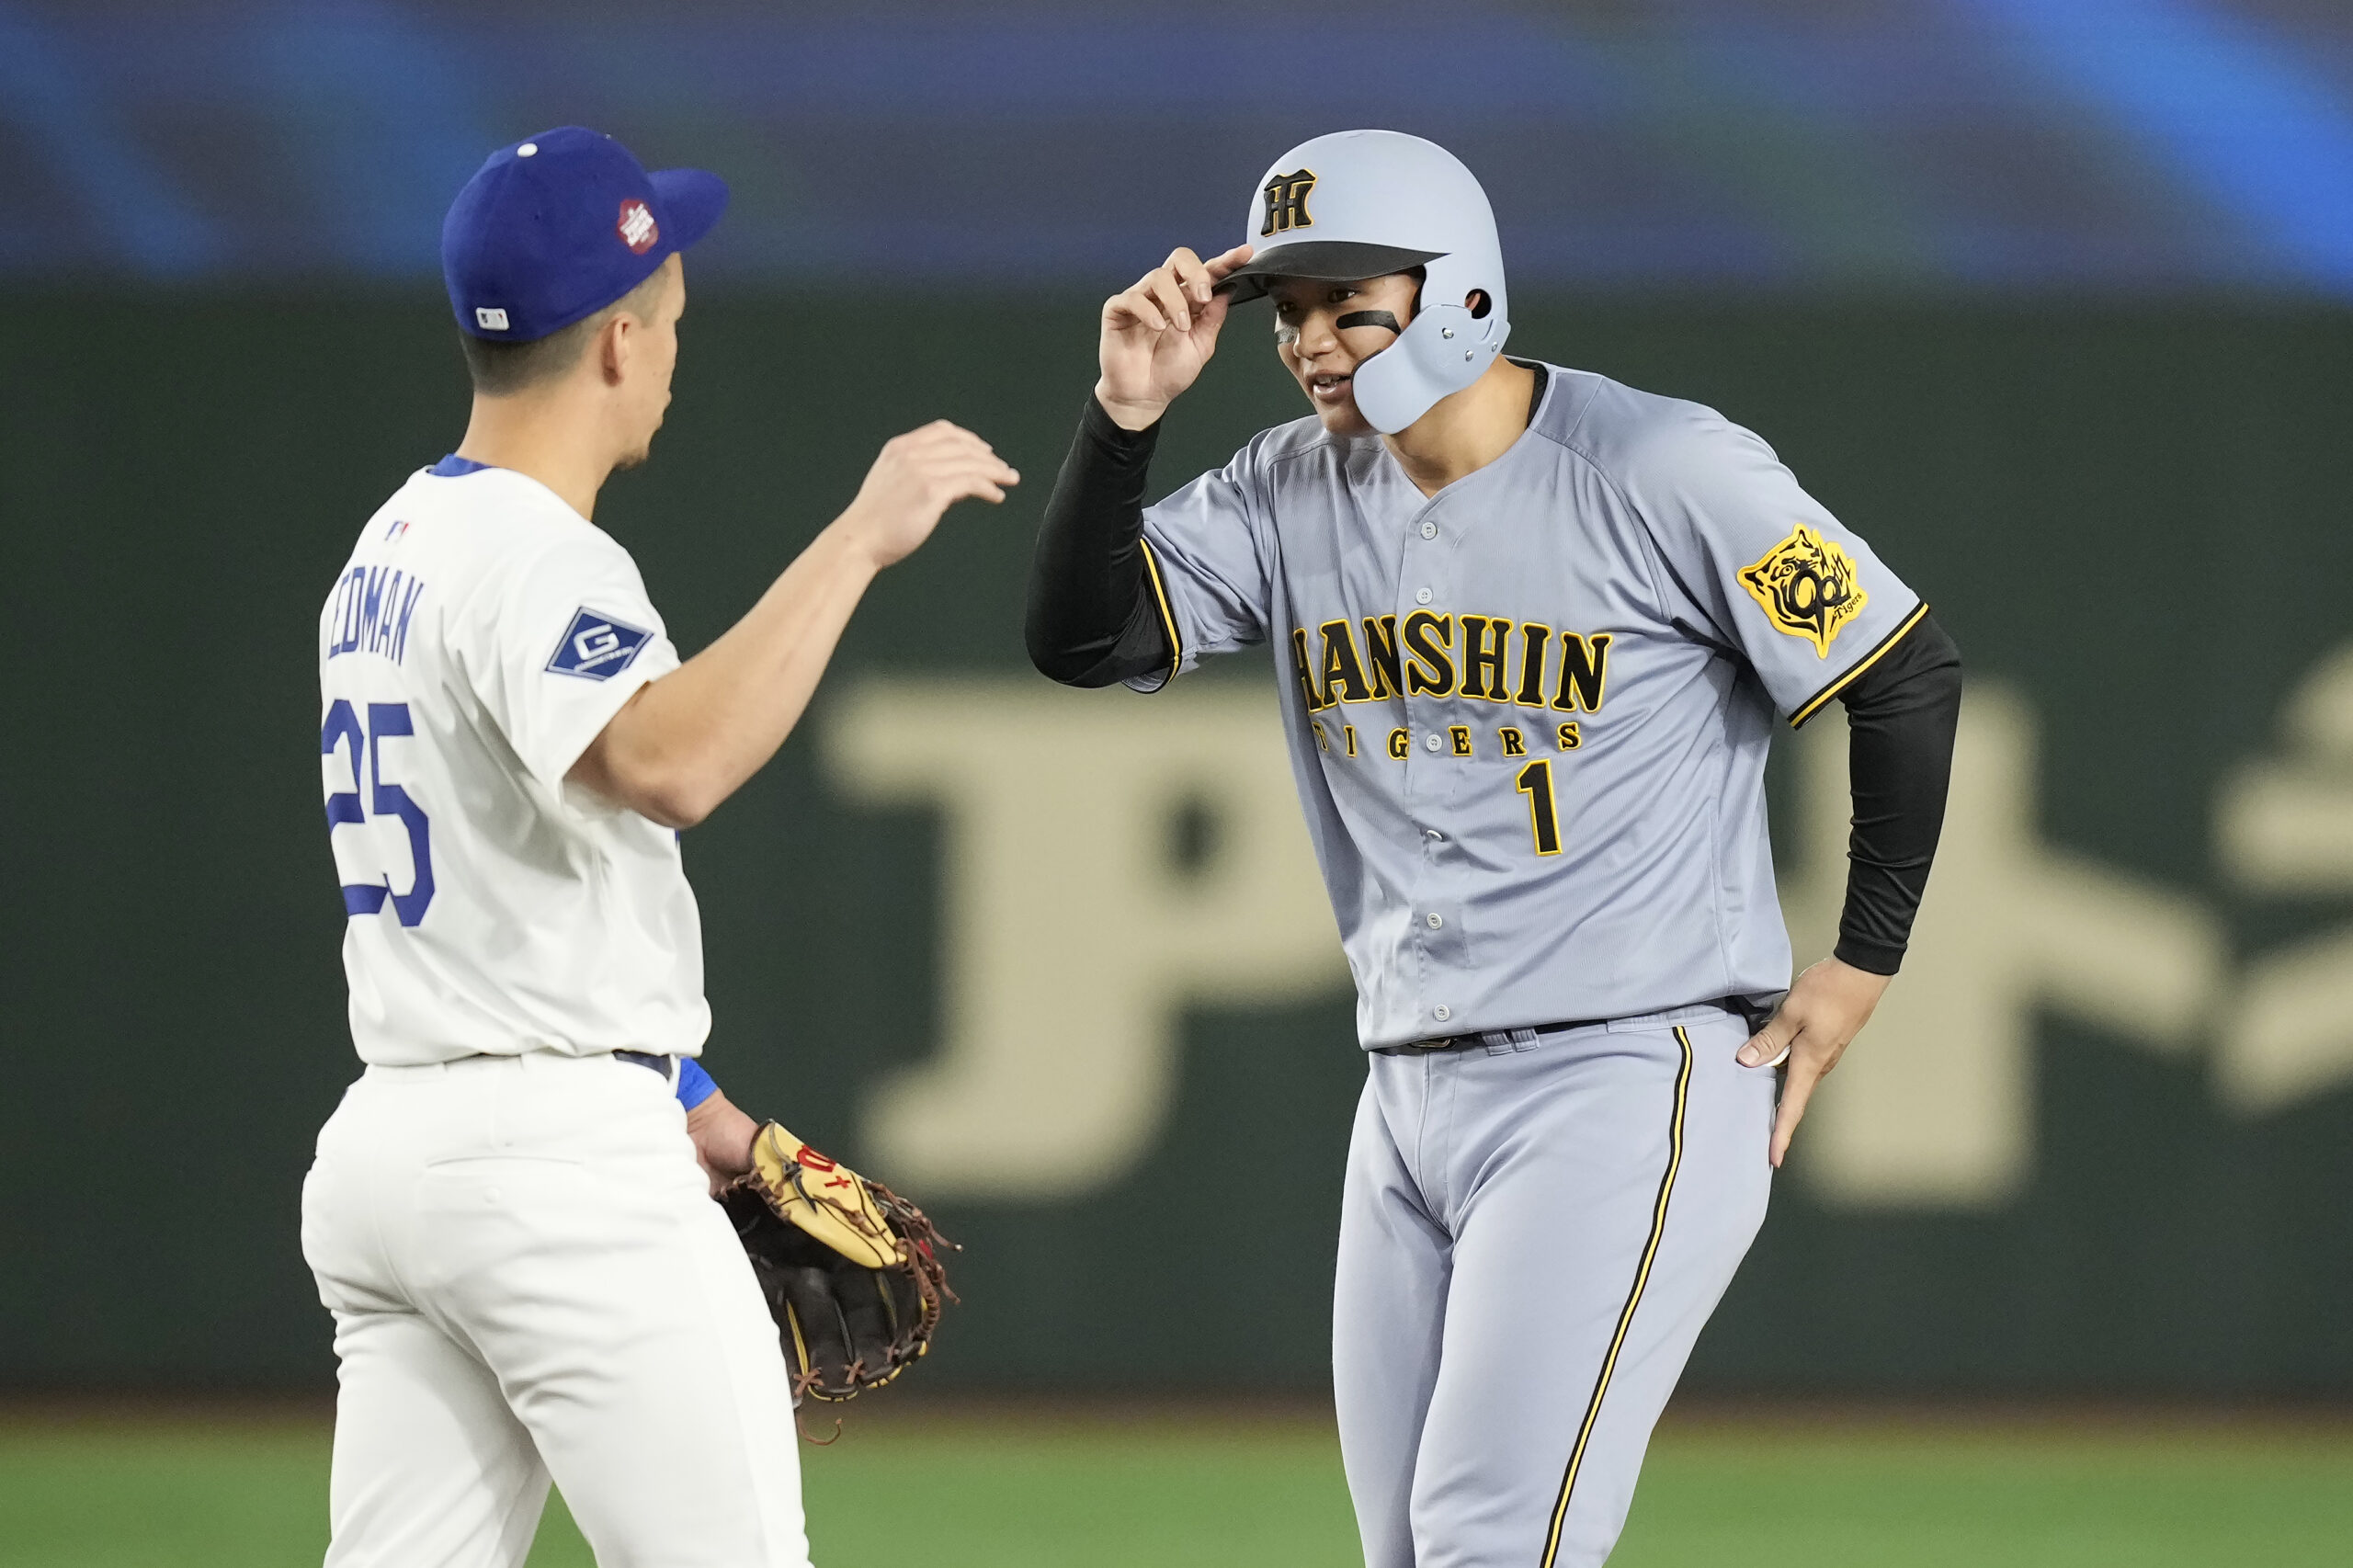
[1261,168,1316,236]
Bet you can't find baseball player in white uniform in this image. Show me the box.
[301,127,1017,1566]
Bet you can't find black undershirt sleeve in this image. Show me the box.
[1025,396,1174,689]
[1824,611,1962,975]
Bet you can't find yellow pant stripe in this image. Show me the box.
[1537,1026,1695,1568]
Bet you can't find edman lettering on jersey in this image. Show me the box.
[1288,609,1610,734]
[325,563,426,665]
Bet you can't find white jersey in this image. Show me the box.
[316,457,710,1066]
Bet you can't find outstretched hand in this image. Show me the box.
[1736,957,1892,1168]
[1096,244,1255,431]
[839,420,1020,571]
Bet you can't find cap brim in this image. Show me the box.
[1215,241,1446,301]
[651,167,730,252]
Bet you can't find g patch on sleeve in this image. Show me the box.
[546,608,654,681]
[1738,525,1867,657]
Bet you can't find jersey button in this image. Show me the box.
[1415,586,1434,604]
[1426,913,1444,929]
[1423,733,1442,753]
[1434,1005,1453,1022]
[1419,520,1438,540]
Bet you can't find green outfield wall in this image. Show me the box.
[4,294,2349,1394]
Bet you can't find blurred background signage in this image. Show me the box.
[4,0,2348,1406]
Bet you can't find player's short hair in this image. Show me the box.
[459,264,674,397]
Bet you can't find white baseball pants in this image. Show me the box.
[300,1050,811,1568]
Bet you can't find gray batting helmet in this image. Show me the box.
[1218,130,1511,434]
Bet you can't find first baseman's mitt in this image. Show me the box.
[721,1122,955,1409]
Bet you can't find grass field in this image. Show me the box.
[4,1400,2349,1566]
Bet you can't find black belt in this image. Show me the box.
[1387,997,1767,1055]
[616,1050,672,1078]
[1388,1017,1608,1054]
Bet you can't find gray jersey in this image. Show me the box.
[1137,363,1925,1048]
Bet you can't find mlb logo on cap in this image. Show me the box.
[442,127,728,343]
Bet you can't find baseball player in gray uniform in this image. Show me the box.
[1026,131,1962,1566]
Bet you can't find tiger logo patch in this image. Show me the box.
[1738,525,1866,657]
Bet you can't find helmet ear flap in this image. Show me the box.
[1349,301,1510,434]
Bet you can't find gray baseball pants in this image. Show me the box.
[1333,1003,1777,1568]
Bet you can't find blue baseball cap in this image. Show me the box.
[442,126,729,342]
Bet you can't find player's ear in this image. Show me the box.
[599,309,632,387]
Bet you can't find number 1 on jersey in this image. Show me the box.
[1516,759,1563,857]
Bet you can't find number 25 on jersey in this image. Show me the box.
[322,699,435,926]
